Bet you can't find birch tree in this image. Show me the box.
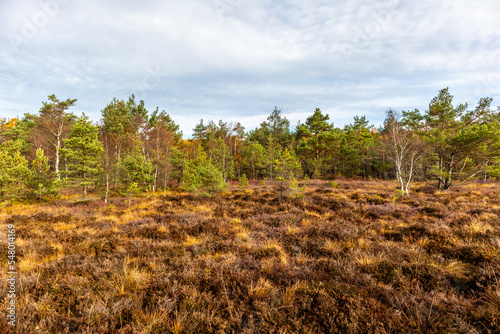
[38,95,77,180]
[382,110,423,195]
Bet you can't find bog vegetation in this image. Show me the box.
[0,180,499,333]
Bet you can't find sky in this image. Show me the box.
[1,0,499,137]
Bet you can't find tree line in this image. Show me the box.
[1,88,499,201]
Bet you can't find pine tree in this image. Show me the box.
[296,108,336,178]
[26,148,58,201]
[414,88,500,189]
[242,141,267,179]
[183,146,227,196]
[0,141,29,200]
[63,113,104,198]
[274,148,302,181]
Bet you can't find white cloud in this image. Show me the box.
[1,0,499,136]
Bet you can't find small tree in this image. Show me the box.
[125,182,140,210]
[26,148,58,201]
[63,113,104,198]
[183,147,227,196]
[212,138,235,181]
[120,136,154,192]
[274,148,302,181]
[382,110,424,195]
[0,141,29,200]
[239,173,249,189]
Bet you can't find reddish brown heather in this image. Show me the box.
[0,180,499,333]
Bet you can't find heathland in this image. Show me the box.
[1,179,499,333]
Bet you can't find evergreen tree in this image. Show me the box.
[274,148,302,181]
[169,146,187,188]
[183,146,227,196]
[2,114,39,160]
[0,141,29,200]
[100,95,149,192]
[63,113,104,198]
[212,138,235,181]
[26,148,58,201]
[242,141,267,179]
[147,108,182,192]
[247,107,291,148]
[267,107,292,148]
[339,116,377,177]
[416,88,499,189]
[296,108,336,178]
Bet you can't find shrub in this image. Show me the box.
[289,178,307,199]
[327,180,340,189]
[239,173,249,189]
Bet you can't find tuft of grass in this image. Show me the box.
[249,277,275,300]
[183,235,202,247]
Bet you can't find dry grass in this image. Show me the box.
[1,180,500,333]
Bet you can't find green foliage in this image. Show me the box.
[2,114,38,156]
[326,180,340,188]
[239,173,249,188]
[274,148,301,181]
[296,108,337,178]
[415,88,500,188]
[169,146,186,186]
[339,116,376,177]
[288,178,306,199]
[63,113,104,197]
[243,141,267,179]
[101,95,148,138]
[0,142,29,199]
[212,138,235,181]
[247,107,292,148]
[125,182,140,209]
[148,108,182,142]
[26,148,59,201]
[183,147,227,196]
[120,136,154,192]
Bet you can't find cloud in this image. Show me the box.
[1,0,499,137]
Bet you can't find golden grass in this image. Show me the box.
[184,235,202,247]
[323,239,342,252]
[355,252,386,266]
[468,220,494,234]
[18,250,39,273]
[249,277,275,300]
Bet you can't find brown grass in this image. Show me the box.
[1,180,500,333]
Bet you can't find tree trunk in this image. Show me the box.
[83,171,88,198]
[55,135,61,180]
[438,157,443,190]
[105,173,109,203]
[153,166,158,192]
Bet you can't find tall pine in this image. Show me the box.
[63,113,104,198]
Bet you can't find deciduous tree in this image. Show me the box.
[38,95,77,180]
